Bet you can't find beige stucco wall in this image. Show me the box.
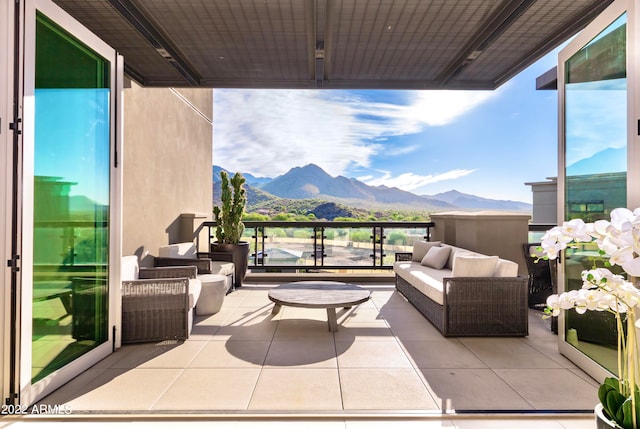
[526,178,557,224]
[122,80,212,266]
[430,211,531,275]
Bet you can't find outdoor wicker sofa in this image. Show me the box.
[121,256,201,344]
[393,241,528,337]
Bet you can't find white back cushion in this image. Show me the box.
[159,242,197,258]
[494,259,519,277]
[452,255,499,277]
[411,240,441,262]
[421,246,451,269]
[121,255,139,281]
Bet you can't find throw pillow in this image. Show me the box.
[452,255,499,277]
[411,240,442,262]
[494,259,519,277]
[421,246,451,269]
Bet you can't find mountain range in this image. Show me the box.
[213,164,532,214]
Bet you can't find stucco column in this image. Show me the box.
[430,211,531,275]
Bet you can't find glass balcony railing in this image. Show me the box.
[197,221,435,272]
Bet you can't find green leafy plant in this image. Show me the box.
[599,377,640,429]
[213,171,246,244]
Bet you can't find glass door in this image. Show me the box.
[558,0,634,380]
[20,0,120,404]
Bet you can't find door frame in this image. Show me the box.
[1,0,19,407]
[557,0,637,382]
[18,0,122,405]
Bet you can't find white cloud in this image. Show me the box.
[213,89,497,177]
[363,169,477,192]
[386,144,420,156]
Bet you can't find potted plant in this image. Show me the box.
[537,208,640,429]
[212,170,249,288]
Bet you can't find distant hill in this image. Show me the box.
[212,166,273,208]
[261,164,454,209]
[425,190,532,211]
[213,164,532,213]
[213,166,271,187]
[68,195,109,219]
[566,147,626,176]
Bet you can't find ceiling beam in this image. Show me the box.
[436,0,536,87]
[107,0,201,86]
[494,0,615,88]
[305,0,317,82]
[313,0,330,88]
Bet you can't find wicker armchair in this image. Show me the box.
[522,243,555,309]
[155,243,235,292]
[121,264,198,344]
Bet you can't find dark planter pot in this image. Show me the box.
[211,241,250,288]
[596,403,621,429]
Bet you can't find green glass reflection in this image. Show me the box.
[32,13,110,383]
[563,13,626,374]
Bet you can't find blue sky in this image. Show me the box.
[213,48,562,204]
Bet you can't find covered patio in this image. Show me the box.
[33,282,597,426]
[2,1,628,426]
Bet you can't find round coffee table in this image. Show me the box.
[268,281,371,332]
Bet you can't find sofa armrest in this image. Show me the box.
[122,277,189,297]
[198,251,234,263]
[395,252,413,262]
[121,277,190,343]
[155,256,212,274]
[442,276,528,336]
[139,265,197,280]
[443,276,528,303]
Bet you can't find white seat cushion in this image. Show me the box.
[188,278,202,309]
[394,261,450,305]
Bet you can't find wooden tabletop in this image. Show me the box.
[268,281,371,309]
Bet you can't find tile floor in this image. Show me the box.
[28,283,601,428]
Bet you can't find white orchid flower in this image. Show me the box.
[561,219,593,242]
[622,257,640,277]
[609,247,635,267]
[590,220,611,238]
[633,227,640,254]
[546,295,562,317]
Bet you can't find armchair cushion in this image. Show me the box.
[411,240,441,262]
[421,246,451,269]
[188,278,202,308]
[159,242,197,258]
[122,255,139,281]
